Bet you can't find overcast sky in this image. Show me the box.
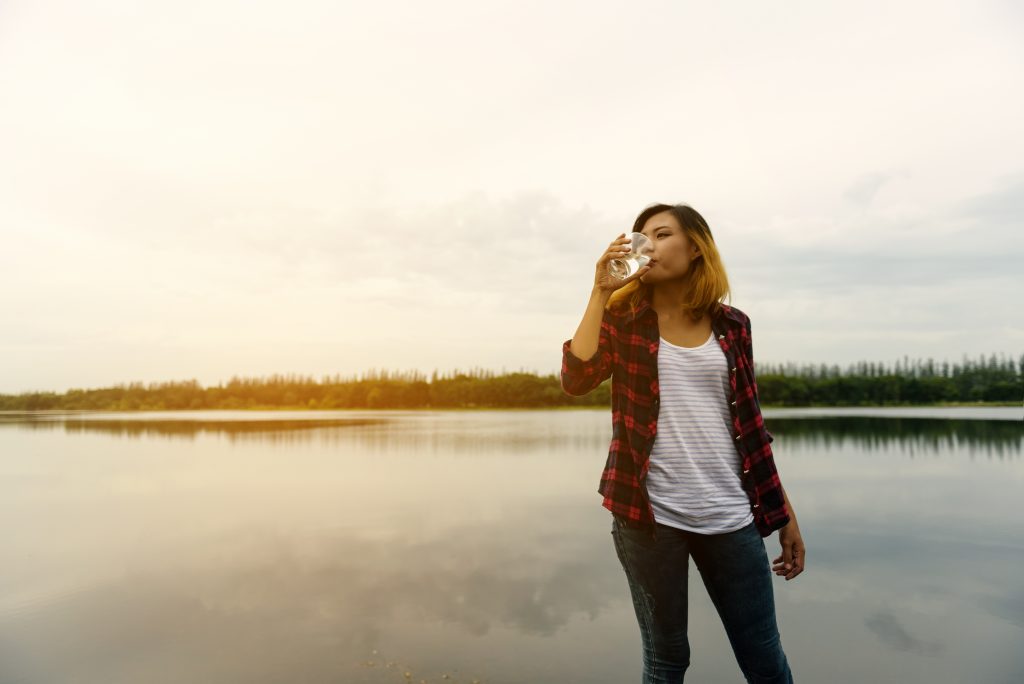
[1,0,1022,394]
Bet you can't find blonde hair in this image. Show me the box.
[607,203,732,321]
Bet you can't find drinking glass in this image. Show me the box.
[608,232,655,279]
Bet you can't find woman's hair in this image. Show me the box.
[606,203,732,321]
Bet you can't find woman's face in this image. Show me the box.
[637,211,700,284]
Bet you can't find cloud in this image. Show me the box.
[844,172,891,207]
[1,0,1023,391]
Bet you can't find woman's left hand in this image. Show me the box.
[772,521,805,581]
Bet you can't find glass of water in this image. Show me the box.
[608,231,655,279]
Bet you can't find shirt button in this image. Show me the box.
[743,468,750,474]
[731,367,737,373]
[735,434,741,440]
[718,334,725,339]
[731,400,737,406]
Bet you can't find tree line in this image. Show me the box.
[1,353,1021,411]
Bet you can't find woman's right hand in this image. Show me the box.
[593,232,655,293]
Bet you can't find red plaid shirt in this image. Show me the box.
[560,295,791,539]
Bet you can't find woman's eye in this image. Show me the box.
[657,233,668,238]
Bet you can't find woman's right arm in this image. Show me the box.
[560,233,655,396]
[560,288,614,396]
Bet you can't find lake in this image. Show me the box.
[1,407,1022,683]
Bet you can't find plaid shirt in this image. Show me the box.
[560,295,791,539]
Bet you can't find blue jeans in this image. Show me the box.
[611,515,794,683]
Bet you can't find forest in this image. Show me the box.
[2,353,1021,411]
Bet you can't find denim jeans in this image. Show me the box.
[611,515,794,683]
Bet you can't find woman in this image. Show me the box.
[560,203,805,683]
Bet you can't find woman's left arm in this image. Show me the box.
[746,317,807,581]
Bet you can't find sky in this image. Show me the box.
[1,0,1022,394]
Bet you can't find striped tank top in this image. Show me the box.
[647,329,755,534]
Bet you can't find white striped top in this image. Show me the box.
[647,329,755,534]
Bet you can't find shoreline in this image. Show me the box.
[2,400,1021,415]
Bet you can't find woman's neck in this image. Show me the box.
[650,283,700,322]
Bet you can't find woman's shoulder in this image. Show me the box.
[718,303,751,329]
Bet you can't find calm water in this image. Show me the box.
[1,407,1022,684]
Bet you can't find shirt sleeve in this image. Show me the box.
[560,310,614,397]
[745,316,774,444]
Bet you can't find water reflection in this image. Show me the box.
[766,417,1023,460]
[0,408,1021,683]
[0,410,616,452]
[3,410,1021,461]
[864,612,944,655]
[3,513,612,683]
[9,418,393,443]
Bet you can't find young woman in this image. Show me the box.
[560,203,805,683]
